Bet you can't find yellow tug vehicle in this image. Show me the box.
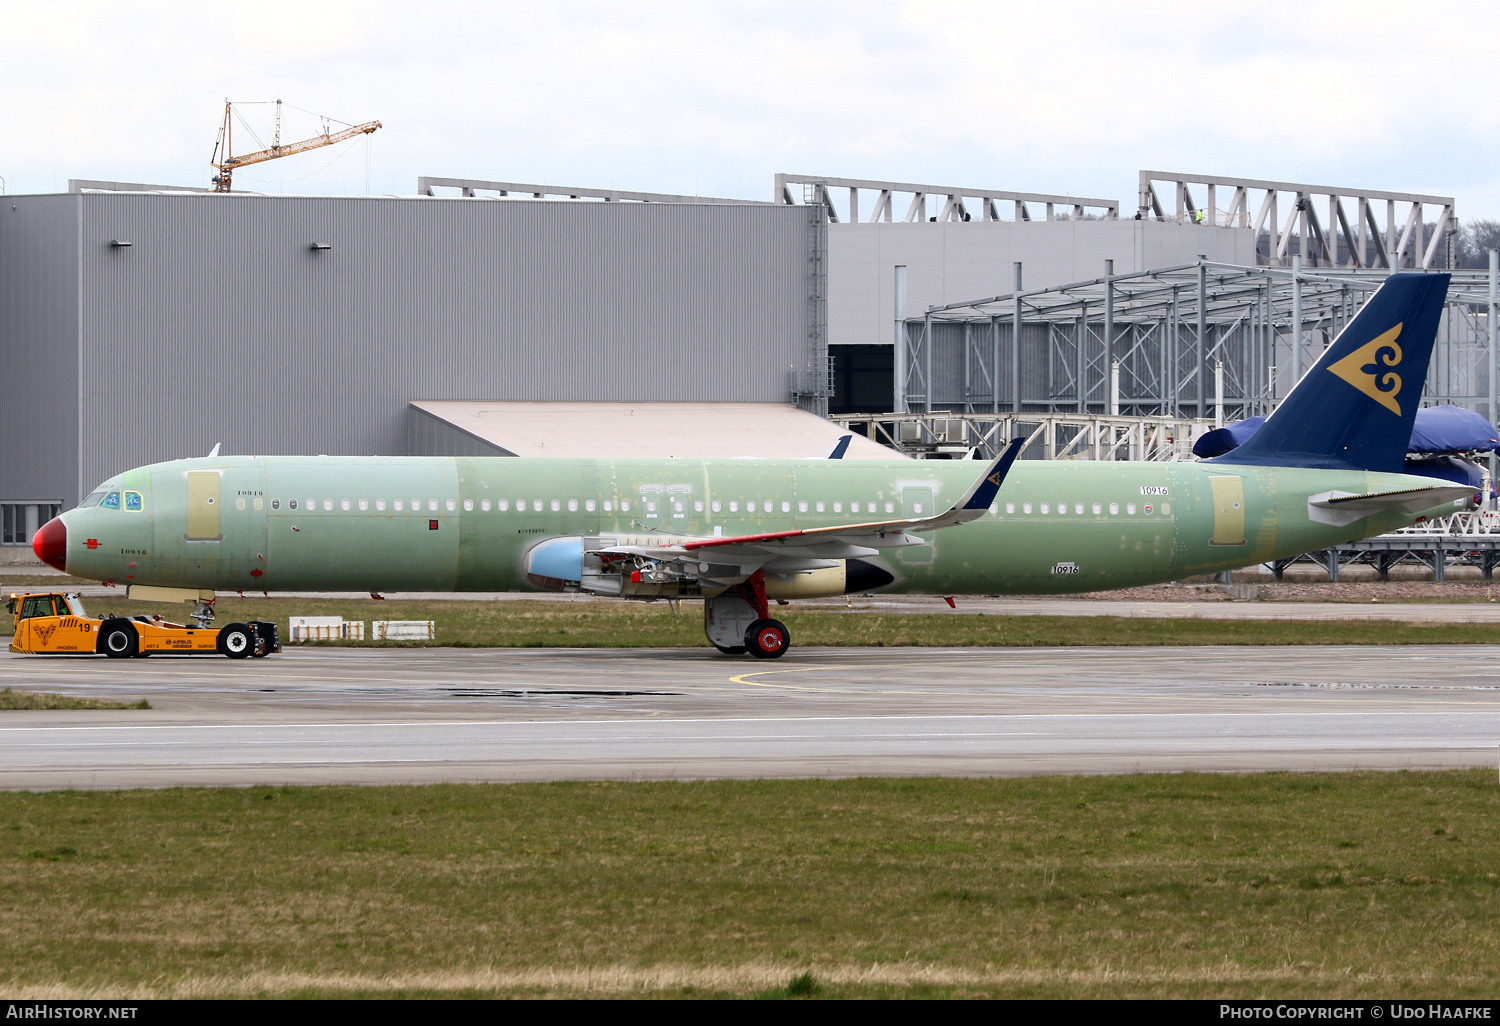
[6,592,280,659]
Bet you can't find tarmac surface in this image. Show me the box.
[2,644,1499,789]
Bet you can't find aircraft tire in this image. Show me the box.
[100,621,138,659]
[745,619,790,660]
[714,644,748,655]
[217,623,254,660]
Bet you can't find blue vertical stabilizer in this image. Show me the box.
[1211,272,1450,472]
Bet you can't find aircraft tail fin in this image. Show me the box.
[1211,272,1450,473]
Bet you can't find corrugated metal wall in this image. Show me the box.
[67,193,813,498]
[407,406,513,458]
[0,194,79,507]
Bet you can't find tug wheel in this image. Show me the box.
[100,622,138,659]
[217,623,253,660]
[745,619,790,659]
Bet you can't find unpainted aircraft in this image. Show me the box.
[34,273,1473,658]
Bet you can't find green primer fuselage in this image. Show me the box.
[59,455,1459,595]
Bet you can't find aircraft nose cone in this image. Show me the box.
[32,516,66,573]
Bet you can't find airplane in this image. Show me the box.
[31,272,1474,659]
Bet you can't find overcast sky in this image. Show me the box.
[4,0,1497,217]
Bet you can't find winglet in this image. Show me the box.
[828,435,852,459]
[955,437,1026,515]
[207,442,221,458]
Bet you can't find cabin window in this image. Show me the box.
[603,500,613,512]
[445,499,455,512]
[1109,502,1118,515]
[798,501,807,513]
[729,501,739,512]
[1092,503,1101,515]
[1127,503,1136,514]
[254,497,263,511]
[426,499,437,512]
[463,499,473,511]
[340,499,351,511]
[711,500,722,513]
[1056,502,1066,515]
[1040,503,1050,514]
[849,501,860,513]
[743,500,753,513]
[989,503,997,515]
[288,499,297,510]
[101,492,121,510]
[235,497,245,511]
[621,500,631,512]
[271,498,281,510]
[479,499,490,511]
[497,499,509,511]
[1005,502,1015,514]
[781,501,790,513]
[312,498,321,511]
[833,501,842,513]
[885,501,894,513]
[567,499,578,512]
[585,499,595,512]
[694,500,704,512]
[1161,503,1172,515]
[550,499,560,512]
[646,500,657,512]
[674,501,684,513]
[1023,502,1033,514]
[816,501,825,513]
[1075,503,1084,515]
[912,502,923,514]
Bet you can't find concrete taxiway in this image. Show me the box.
[2,645,1499,789]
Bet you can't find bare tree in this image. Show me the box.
[1459,219,1500,268]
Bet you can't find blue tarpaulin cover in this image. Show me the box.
[1194,405,1499,459]
[1402,455,1485,491]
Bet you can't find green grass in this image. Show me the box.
[54,596,1500,650]
[0,688,148,710]
[3,771,1500,998]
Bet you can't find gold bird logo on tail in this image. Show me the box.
[1327,323,1404,416]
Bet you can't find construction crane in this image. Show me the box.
[210,99,381,193]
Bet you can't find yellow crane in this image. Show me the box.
[210,99,381,193]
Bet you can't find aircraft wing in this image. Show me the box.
[597,439,1024,583]
[1307,484,1474,527]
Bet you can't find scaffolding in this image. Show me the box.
[881,261,1498,460]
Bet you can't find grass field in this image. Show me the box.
[3,771,1499,998]
[13,595,1494,650]
[0,688,148,710]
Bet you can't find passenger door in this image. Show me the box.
[185,472,222,541]
[1208,476,1246,546]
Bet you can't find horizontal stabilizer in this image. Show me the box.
[1307,484,1473,527]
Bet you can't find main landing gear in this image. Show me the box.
[703,570,790,659]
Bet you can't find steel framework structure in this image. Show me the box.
[1137,171,1456,270]
[882,260,1499,460]
[774,174,1119,223]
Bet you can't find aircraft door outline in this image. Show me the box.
[1208,476,1246,546]
[185,472,222,541]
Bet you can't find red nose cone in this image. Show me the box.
[32,517,66,573]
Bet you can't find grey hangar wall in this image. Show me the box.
[0,192,816,513]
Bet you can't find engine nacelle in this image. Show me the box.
[524,536,583,591]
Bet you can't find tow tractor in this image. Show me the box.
[6,591,280,659]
